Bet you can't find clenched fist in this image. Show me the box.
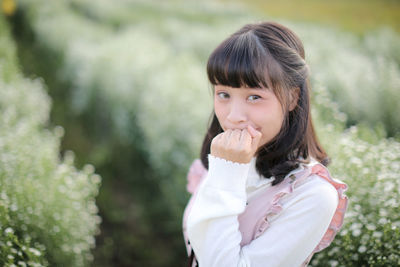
[211,125,262,164]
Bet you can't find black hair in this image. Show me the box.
[200,22,329,185]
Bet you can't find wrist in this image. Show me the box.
[210,148,253,164]
[206,154,250,192]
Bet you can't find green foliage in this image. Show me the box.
[287,23,400,137]
[0,13,101,267]
[310,83,400,266]
[9,0,400,266]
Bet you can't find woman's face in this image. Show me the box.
[214,85,285,149]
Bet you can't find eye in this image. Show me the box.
[216,92,229,99]
[248,95,261,101]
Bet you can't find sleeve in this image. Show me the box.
[186,155,339,267]
[186,154,250,266]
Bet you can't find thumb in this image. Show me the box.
[247,125,262,151]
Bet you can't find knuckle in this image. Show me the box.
[211,138,218,146]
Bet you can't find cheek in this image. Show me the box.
[256,105,285,139]
[214,100,225,120]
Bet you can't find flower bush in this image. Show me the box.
[0,13,101,266]
[309,80,400,266]
[292,23,400,137]
[10,0,400,265]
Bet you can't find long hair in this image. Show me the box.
[200,22,329,186]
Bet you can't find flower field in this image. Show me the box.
[2,0,400,266]
[0,11,101,267]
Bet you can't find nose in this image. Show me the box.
[227,102,247,124]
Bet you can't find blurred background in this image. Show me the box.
[0,0,399,266]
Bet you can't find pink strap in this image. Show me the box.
[301,164,348,266]
[237,165,315,246]
[309,164,348,252]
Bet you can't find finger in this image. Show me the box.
[213,132,223,142]
[212,130,227,146]
[247,125,262,150]
[239,128,252,150]
[221,129,237,147]
[211,131,225,156]
[238,128,249,142]
[222,129,233,146]
[247,125,259,138]
[230,129,242,141]
[211,133,221,148]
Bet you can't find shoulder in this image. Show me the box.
[281,173,339,216]
[302,174,339,205]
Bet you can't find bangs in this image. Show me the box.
[207,32,271,89]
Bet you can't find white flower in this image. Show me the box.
[4,227,14,234]
[28,248,42,257]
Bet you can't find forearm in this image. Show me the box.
[187,155,250,266]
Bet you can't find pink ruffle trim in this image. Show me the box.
[257,164,348,254]
[186,159,207,194]
[310,164,348,253]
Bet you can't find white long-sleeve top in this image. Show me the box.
[186,155,339,267]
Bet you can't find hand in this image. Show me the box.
[210,125,262,164]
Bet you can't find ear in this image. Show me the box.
[288,87,300,111]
